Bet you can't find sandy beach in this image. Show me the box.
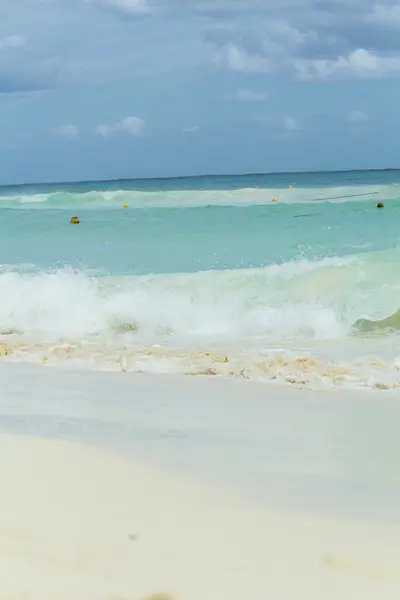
[5,4,400,596]
[1,363,400,599]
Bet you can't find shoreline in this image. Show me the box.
[2,317,400,391]
[2,350,400,393]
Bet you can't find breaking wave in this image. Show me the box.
[2,248,400,389]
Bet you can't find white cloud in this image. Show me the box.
[293,48,400,80]
[236,89,268,102]
[264,19,315,47]
[283,117,300,131]
[344,48,378,72]
[54,124,78,139]
[96,116,145,137]
[87,0,151,15]
[183,125,200,133]
[348,109,369,122]
[296,48,400,80]
[0,36,26,50]
[372,4,400,23]
[215,44,272,73]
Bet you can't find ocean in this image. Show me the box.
[1,169,400,389]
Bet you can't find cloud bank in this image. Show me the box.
[209,1,400,81]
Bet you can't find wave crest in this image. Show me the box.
[0,184,395,209]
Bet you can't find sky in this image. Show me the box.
[1,0,400,184]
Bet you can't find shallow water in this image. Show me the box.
[1,170,400,389]
[2,363,400,521]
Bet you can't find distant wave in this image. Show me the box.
[0,184,396,209]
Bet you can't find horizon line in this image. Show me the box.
[1,166,399,189]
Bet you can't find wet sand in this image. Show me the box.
[1,363,400,598]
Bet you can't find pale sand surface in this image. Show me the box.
[1,433,400,600]
[1,363,400,598]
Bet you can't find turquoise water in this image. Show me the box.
[2,169,400,389]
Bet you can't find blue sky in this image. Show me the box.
[1,0,400,184]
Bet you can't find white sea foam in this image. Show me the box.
[1,252,400,389]
[0,257,361,342]
[0,183,395,209]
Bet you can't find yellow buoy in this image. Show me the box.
[288,185,292,189]
[70,216,80,224]
[272,197,277,202]
[123,204,129,208]
[200,188,204,191]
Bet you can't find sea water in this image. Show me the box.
[1,169,400,389]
